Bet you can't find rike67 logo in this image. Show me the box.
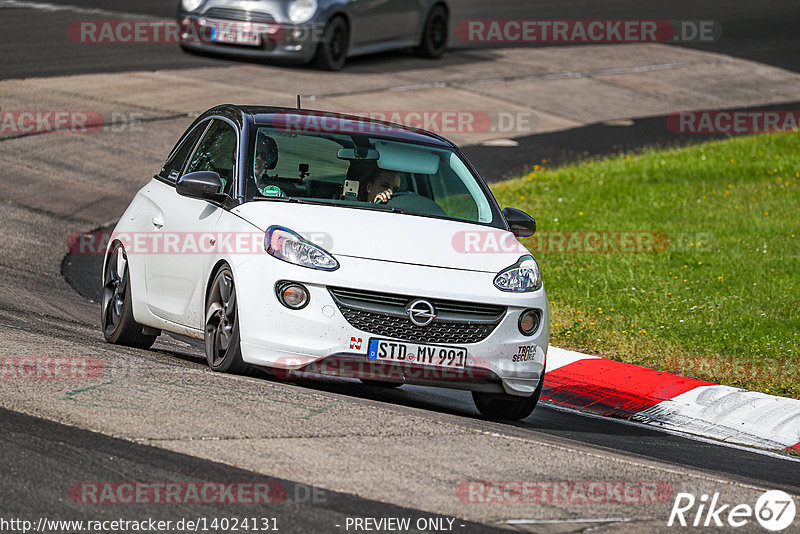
[668,490,796,531]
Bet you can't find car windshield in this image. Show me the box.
[245,126,502,227]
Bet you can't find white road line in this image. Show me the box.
[0,0,166,20]
[305,60,720,100]
[502,517,632,524]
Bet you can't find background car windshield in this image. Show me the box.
[247,126,499,226]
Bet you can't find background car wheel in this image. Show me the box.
[359,379,403,388]
[102,242,157,349]
[414,5,448,58]
[205,266,251,374]
[472,372,544,420]
[313,16,349,71]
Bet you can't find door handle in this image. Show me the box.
[152,214,165,228]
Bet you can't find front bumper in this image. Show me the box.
[234,254,550,397]
[177,15,318,63]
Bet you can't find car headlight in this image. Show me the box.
[494,255,542,292]
[181,0,203,12]
[265,226,338,271]
[288,0,317,24]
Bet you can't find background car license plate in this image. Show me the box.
[367,339,466,369]
[209,22,261,46]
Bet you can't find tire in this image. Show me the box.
[414,5,448,59]
[204,266,251,374]
[360,379,403,388]
[102,242,157,349]
[312,16,349,71]
[472,372,544,420]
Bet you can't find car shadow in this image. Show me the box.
[135,333,668,441]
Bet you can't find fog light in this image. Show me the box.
[518,309,540,336]
[276,282,309,310]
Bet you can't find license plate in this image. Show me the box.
[209,21,261,45]
[367,338,467,369]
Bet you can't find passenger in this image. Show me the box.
[254,134,279,193]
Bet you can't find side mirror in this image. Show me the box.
[176,171,226,202]
[503,207,536,238]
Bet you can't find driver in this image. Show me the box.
[363,169,402,203]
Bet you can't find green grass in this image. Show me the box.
[491,131,800,398]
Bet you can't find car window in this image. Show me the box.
[186,120,238,196]
[248,130,350,200]
[247,126,500,228]
[160,120,208,182]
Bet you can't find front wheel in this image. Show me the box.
[205,266,251,374]
[472,373,544,420]
[101,242,157,349]
[312,17,349,71]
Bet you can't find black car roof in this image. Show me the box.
[200,104,456,148]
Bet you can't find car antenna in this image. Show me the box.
[296,95,301,109]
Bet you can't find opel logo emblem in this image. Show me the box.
[406,299,436,327]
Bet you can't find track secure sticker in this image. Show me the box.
[513,345,538,362]
[260,185,287,197]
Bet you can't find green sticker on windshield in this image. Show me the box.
[260,185,286,198]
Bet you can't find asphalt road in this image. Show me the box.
[0,0,798,80]
[0,406,512,533]
[62,229,800,492]
[1,1,799,532]
[463,100,800,182]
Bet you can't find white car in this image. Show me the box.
[102,104,549,420]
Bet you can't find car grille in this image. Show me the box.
[201,7,276,23]
[328,287,506,344]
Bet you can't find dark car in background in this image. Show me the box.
[177,0,449,70]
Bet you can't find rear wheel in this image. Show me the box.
[414,5,448,58]
[472,372,544,420]
[205,266,251,374]
[101,242,157,349]
[313,17,349,71]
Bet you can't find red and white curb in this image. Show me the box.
[542,347,800,453]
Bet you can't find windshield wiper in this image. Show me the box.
[251,196,303,203]
[251,196,404,213]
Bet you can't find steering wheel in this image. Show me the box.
[385,191,447,216]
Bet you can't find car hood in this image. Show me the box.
[232,201,529,273]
